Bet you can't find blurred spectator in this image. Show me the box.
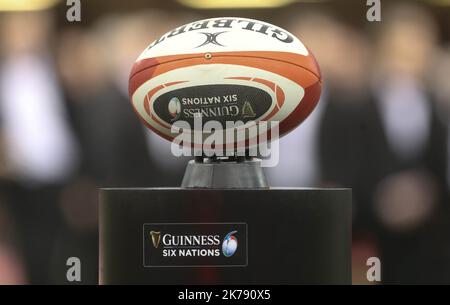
[0,10,79,284]
[0,11,79,185]
[365,4,449,283]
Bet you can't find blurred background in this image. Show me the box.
[0,0,449,284]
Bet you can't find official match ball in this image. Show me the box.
[129,17,322,149]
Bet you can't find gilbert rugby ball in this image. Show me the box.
[129,17,321,149]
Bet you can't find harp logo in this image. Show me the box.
[150,231,161,248]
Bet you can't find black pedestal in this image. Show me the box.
[99,188,351,284]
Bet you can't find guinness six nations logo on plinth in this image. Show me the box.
[143,223,247,267]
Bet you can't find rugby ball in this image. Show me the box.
[129,17,321,151]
